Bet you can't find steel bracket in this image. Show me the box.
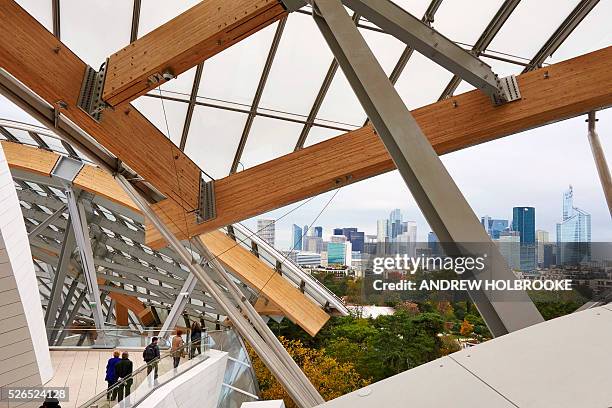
[492,75,522,105]
[196,177,216,223]
[77,62,108,121]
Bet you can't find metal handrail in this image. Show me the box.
[78,332,218,408]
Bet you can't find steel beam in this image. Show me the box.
[587,111,612,218]
[116,174,324,408]
[158,272,198,338]
[27,204,67,239]
[130,0,141,43]
[340,0,506,102]
[48,277,79,344]
[55,289,87,345]
[310,0,543,337]
[65,189,105,332]
[45,219,76,332]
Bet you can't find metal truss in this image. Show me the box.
[310,0,543,337]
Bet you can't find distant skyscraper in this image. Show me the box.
[257,219,275,247]
[376,219,387,242]
[497,230,521,270]
[481,215,509,239]
[512,207,536,271]
[428,231,440,255]
[536,229,549,266]
[333,227,365,252]
[327,237,352,266]
[556,186,591,265]
[291,224,303,250]
[303,225,309,237]
[313,226,323,238]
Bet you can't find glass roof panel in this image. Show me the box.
[160,66,197,96]
[198,22,278,107]
[15,0,52,33]
[433,0,505,46]
[487,0,582,62]
[395,52,454,110]
[183,106,248,179]
[548,1,612,63]
[316,27,406,127]
[61,0,132,67]
[257,12,333,117]
[304,127,344,148]
[239,116,302,170]
[131,93,188,147]
[138,0,201,37]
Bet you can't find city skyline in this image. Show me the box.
[252,181,605,251]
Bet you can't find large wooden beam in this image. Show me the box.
[199,230,330,337]
[103,0,287,107]
[145,46,612,248]
[0,1,200,213]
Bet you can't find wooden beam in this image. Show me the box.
[0,1,201,213]
[254,296,285,316]
[145,46,612,248]
[103,0,287,107]
[0,141,59,176]
[199,230,330,336]
[97,277,156,326]
[115,303,129,326]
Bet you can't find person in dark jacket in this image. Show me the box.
[105,351,121,400]
[114,352,133,403]
[143,337,160,379]
[190,322,202,358]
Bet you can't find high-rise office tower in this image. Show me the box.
[291,224,303,250]
[556,186,591,265]
[313,226,323,238]
[512,207,536,271]
[376,219,387,242]
[333,227,365,252]
[257,219,275,247]
[536,229,549,265]
[481,215,509,239]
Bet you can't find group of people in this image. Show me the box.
[104,323,206,403]
[104,351,135,403]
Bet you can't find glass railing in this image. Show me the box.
[47,327,194,348]
[79,333,214,408]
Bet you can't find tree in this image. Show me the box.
[249,337,369,408]
[459,319,474,337]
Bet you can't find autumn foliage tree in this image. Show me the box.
[248,337,370,408]
[459,319,474,336]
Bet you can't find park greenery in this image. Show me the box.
[253,272,587,406]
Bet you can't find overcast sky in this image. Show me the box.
[3,0,611,249]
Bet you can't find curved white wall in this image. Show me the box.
[0,143,53,387]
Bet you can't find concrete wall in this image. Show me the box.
[0,143,53,391]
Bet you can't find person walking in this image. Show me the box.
[105,351,121,400]
[143,337,160,379]
[171,329,185,369]
[190,322,202,358]
[114,352,133,403]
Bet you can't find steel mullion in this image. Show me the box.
[294,12,360,151]
[522,0,600,73]
[230,18,287,174]
[130,0,141,43]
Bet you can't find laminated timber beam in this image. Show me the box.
[0,0,201,212]
[199,230,330,337]
[145,46,612,248]
[102,0,288,107]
